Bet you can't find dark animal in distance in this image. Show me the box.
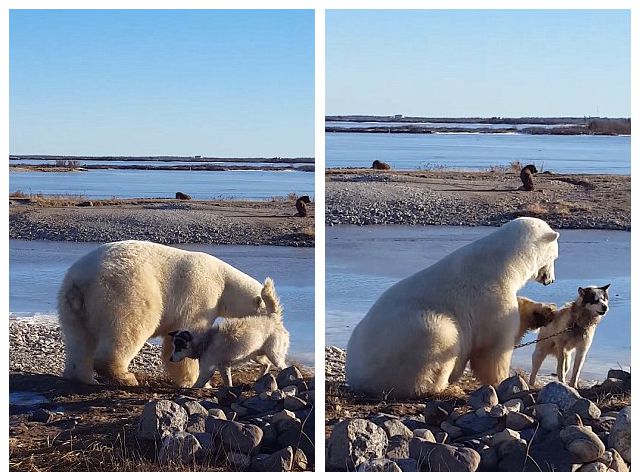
[372,160,391,170]
[519,164,538,191]
[175,192,192,200]
[295,195,311,217]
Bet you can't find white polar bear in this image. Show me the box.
[345,217,559,399]
[58,240,280,387]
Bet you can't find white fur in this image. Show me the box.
[171,310,289,388]
[529,286,609,388]
[58,240,276,387]
[345,217,560,399]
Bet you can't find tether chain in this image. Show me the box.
[514,326,573,349]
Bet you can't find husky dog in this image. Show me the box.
[529,284,610,388]
[516,296,558,343]
[169,282,289,388]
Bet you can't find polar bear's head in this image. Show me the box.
[532,228,559,286]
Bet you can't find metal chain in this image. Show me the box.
[514,326,573,349]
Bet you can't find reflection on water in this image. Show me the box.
[10,240,314,364]
[326,133,630,174]
[326,225,630,380]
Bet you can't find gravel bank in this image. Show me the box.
[10,199,315,247]
[326,170,630,230]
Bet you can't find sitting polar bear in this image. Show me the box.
[58,240,280,387]
[345,217,559,399]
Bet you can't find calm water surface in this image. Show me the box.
[326,225,630,380]
[326,133,630,174]
[10,240,314,364]
[10,169,314,200]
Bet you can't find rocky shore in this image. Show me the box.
[10,198,315,247]
[10,319,314,471]
[325,346,631,472]
[326,170,630,230]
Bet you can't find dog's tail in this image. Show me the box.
[261,277,283,319]
[57,274,96,383]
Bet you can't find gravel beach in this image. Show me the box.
[10,198,315,247]
[326,170,630,230]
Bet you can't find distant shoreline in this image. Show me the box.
[10,155,314,163]
[326,115,631,136]
[10,163,315,172]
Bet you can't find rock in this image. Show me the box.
[208,408,227,420]
[597,448,628,472]
[606,370,630,382]
[389,459,415,472]
[356,458,403,472]
[271,410,297,427]
[293,448,308,469]
[607,407,630,462]
[218,421,263,454]
[412,429,435,441]
[158,432,201,464]
[560,425,606,463]
[182,400,208,417]
[506,411,536,430]
[251,446,293,472]
[217,386,243,406]
[283,396,307,411]
[271,390,286,401]
[537,381,581,412]
[385,436,410,460]
[504,398,524,413]
[244,396,279,414]
[372,418,412,439]
[496,375,529,402]
[326,419,388,470]
[185,414,206,434]
[276,366,303,389]
[491,428,521,447]
[434,431,448,444]
[528,430,578,471]
[479,446,498,471]
[138,400,188,440]
[577,462,608,472]
[423,400,451,426]
[532,403,563,431]
[282,385,299,396]
[489,404,508,418]
[409,438,480,472]
[440,421,464,439]
[254,374,278,394]
[568,398,601,421]
[469,385,499,409]
[227,451,252,469]
[30,408,55,423]
[455,412,499,434]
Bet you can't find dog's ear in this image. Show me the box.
[168,330,178,337]
[578,287,585,296]
[600,283,611,291]
[183,331,193,341]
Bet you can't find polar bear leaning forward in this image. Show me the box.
[345,217,559,399]
[58,240,280,387]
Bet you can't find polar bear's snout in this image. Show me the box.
[535,263,555,285]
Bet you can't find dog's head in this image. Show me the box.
[577,284,610,317]
[168,330,196,362]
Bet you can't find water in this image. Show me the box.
[326,225,630,380]
[9,168,315,200]
[10,240,315,365]
[11,158,308,168]
[326,133,630,174]
[327,121,575,130]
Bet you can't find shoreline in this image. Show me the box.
[326,169,630,231]
[10,197,315,247]
[10,163,315,173]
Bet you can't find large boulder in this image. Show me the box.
[607,407,630,463]
[560,425,605,463]
[409,438,480,472]
[496,375,529,402]
[537,382,581,412]
[138,400,188,440]
[326,419,388,470]
[157,431,201,464]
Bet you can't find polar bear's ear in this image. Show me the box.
[542,231,559,243]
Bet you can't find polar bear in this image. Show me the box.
[345,217,559,399]
[58,240,280,387]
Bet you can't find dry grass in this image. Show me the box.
[515,200,595,219]
[300,226,315,237]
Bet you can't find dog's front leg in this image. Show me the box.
[569,343,590,389]
[193,365,216,388]
[219,365,233,387]
[556,346,568,383]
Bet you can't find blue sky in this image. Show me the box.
[327,10,630,117]
[10,10,314,156]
